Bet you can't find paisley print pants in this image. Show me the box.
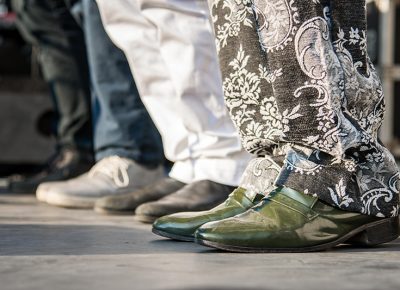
[210,0,399,217]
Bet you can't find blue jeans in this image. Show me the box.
[81,0,164,168]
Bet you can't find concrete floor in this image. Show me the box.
[1,193,400,290]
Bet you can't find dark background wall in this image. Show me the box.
[0,4,55,176]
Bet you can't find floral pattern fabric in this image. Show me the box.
[210,0,399,217]
[238,155,283,200]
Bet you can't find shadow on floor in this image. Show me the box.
[1,223,399,257]
[331,239,400,253]
[169,288,267,290]
[0,162,44,193]
[0,162,43,178]
[0,224,202,256]
[196,239,400,254]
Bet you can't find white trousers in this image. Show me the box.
[95,0,251,186]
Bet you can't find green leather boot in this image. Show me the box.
[152,187,264,241]
[195,187,399,252]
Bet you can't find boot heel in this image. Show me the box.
[347,217,400,246]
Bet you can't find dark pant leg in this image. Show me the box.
[210,0,399,217]
[81,0,164,167]
[12,0,93,153]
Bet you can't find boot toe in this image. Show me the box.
[135,202,173,218]
[95,193,135,212]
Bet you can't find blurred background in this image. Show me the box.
[0,0,399,178]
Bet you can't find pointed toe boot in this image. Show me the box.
[135,180,235,223]
[195,187,399,253]
[152,187,264,241]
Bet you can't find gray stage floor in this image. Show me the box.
[1,193,400,290]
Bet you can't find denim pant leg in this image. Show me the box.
[82,0,164,168]
[12,0,93,153]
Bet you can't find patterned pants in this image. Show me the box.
[210,0,399,217]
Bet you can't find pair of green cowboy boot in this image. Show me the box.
[152,187,399,252]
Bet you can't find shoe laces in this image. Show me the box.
[88,156,131,187]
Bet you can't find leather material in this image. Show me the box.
[9,148,94,193]
[135,180,236,223]
[94,178,185,214]
[195,187,400,252]
[41,156,165,208]
[152,187,262,240]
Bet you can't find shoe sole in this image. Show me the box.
[195,217,400,253]
[94,206,135,216]
[36,191,48,202]
[45,194,96,209]
[152,228,194,242]
[36,183,64,202]
[45,188,140,209]
[134,214,159,224]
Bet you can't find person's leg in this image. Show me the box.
[97,0,251,186]
[38,0,169,209]
[10,0,94,193]
[84,0,163,166]
[95,0,252,220]
[13,0,93,152]
[193,0,399,252]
